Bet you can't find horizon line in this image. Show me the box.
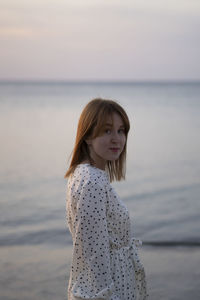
[0,78,200,84]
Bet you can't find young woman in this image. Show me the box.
[65,99,148,300]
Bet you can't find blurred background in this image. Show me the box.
[0,1,200,300]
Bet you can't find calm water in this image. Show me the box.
[0,81,200,299]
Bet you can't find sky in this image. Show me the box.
[0,0,200,81]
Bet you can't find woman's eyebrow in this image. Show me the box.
[104,123,125,127]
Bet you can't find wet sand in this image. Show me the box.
[141,246,200,300]
[1,244,200,300]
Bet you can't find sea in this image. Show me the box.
[0,81,200,300]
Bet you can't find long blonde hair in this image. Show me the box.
[64,98,130,181]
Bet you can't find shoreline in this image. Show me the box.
[1,244,200,300]
[141,246,200,300]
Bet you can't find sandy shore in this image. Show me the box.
[0,244,200,300]
[141,245,200,300]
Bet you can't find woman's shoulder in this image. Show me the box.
[69,163,109,188]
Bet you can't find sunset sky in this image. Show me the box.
[0,0,200,81]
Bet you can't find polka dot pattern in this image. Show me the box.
[66,164,148,300]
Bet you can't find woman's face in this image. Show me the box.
[86,112,126,170]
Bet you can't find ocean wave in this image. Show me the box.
[0,229,71,247]
[144,240,200,247]
[0,228,200,248]
[124,182,200,202]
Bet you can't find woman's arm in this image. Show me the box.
[69,180,119,300]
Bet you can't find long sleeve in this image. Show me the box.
[68,180,119,300]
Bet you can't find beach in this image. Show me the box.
[1,243,200,300]
[0,81,200,299]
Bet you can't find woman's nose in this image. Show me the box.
[111,131,119,142]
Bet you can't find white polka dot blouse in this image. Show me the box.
[66,163,148,300]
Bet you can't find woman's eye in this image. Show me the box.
[118,129,125,134]
[105,129,111,134]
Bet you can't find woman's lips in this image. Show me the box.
[109,147,120,152]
